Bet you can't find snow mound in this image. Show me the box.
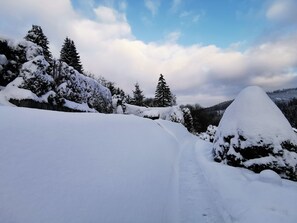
[259,169,282,185]
[213,86,297,181]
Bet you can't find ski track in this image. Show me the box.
[157,121,229,223]
[178,136,228,223]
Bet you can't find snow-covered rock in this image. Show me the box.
[213,86,297,181]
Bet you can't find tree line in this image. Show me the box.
[24,25,176,108]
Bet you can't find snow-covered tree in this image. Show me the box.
[213,86,297,181]
[154,74,173,107]
[0,39,25,86]
[20,56,54,96]
[60,37,83,74]
[182,107,194,133]
[25,25,53,64]
[132,83,145,106]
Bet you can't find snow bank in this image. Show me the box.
[213,86,297,181]
[124,104,184,123]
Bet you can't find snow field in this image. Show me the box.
[0,106,297,223]
[0,106,179,223]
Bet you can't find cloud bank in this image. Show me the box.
[0,0,296,106]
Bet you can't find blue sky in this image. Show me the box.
[0,0,297,106]
[71,0,267,48]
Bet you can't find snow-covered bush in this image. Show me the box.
[20,56,54,96]
[213,86,297,181]
[0,38,30,86]
[55,60,112,113]
[182,107,194,132]
[0,36,112,113]
[198,125,217,142]
[124,104,184,124]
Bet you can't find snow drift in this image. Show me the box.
[213,86,297,181]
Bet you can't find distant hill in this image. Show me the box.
[206,88,297,112]
[268,88,297,102]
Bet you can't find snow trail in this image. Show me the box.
[156,120,230,223]
[178,136,229,223]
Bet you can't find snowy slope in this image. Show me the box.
[0,106,297,223]
[0,106,180,223]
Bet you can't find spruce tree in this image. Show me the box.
[25,25,53,64]
[60,37,83,74]
[154,74,173,107]
[132,83,145,106]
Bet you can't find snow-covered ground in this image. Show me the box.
[0,106,297,223]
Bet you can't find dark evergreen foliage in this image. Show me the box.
[276,98,297,128]
[143,97,155,107]
[60,37,83,74]
[25,25,53,64]
[0,39,29,86]
[132,83,145,106]
[154,74,173,107]
[183,104,221,133]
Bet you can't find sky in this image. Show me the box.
[0,0,297,106]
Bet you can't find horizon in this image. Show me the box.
[0,0,297,107]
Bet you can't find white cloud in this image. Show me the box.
[94,6,126,23]
[0,0,297,107]
[266,0,297,23]
[144,0,160,16]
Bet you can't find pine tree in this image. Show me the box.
[25,25,53,64]
[60,37,83,74]
[154,74,173,107]
[132,83,145,106]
